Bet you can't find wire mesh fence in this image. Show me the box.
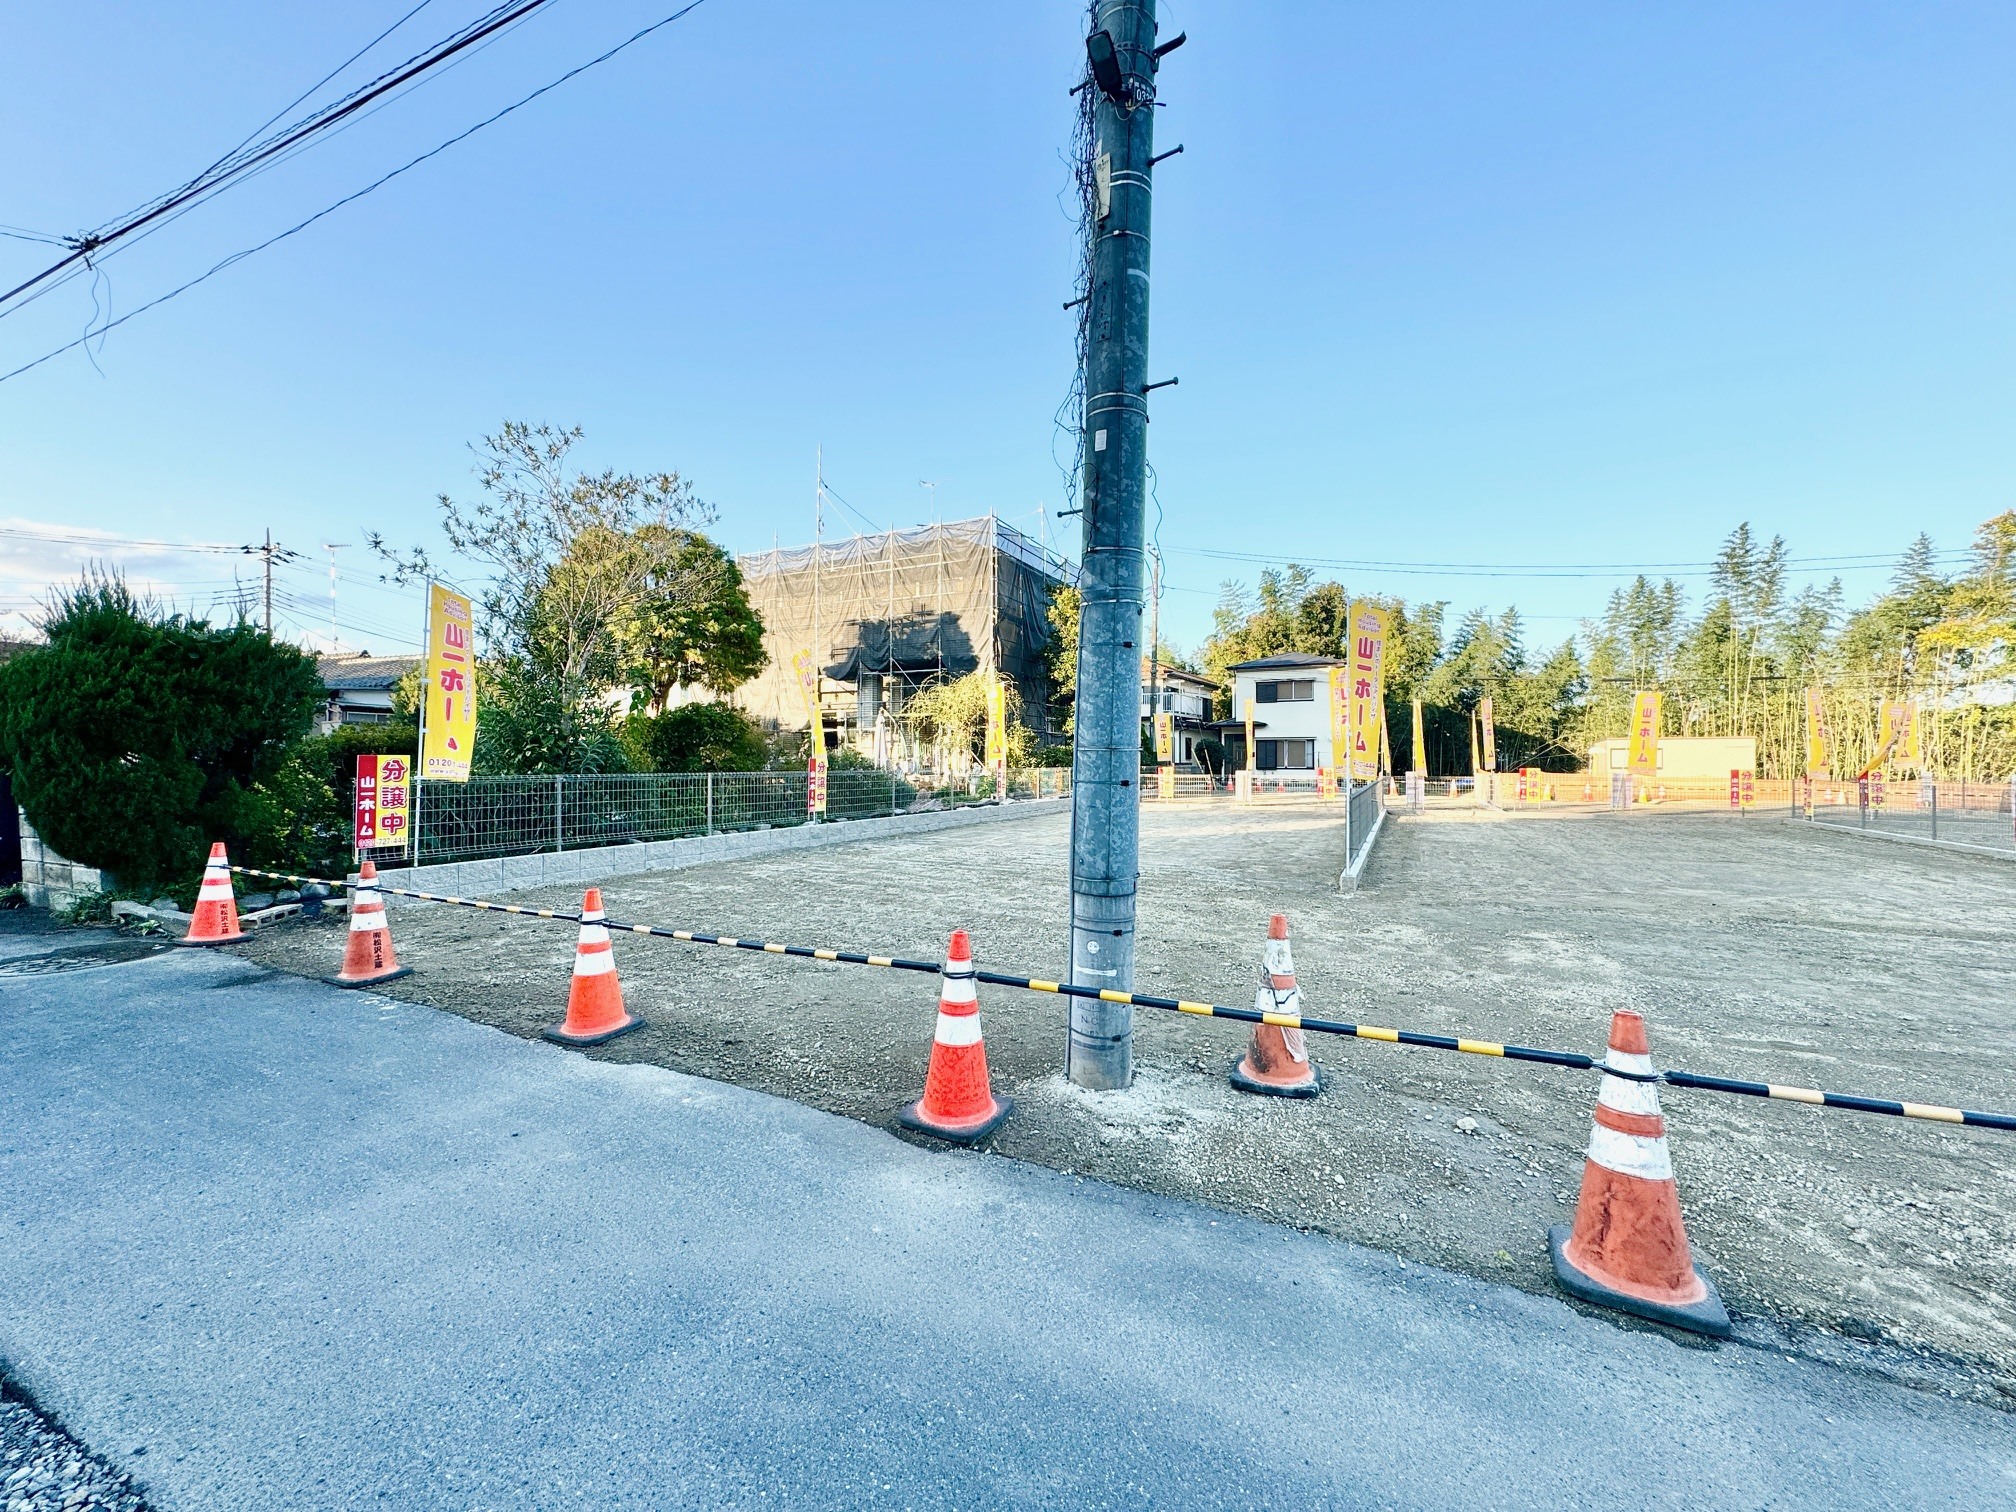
[1798,777,2016,857]
[1345,777,1381,871]
[403,767,1073,867]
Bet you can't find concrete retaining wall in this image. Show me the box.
[375,796,1070,905]
[17,809,106,910]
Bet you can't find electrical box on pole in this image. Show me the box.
[1066,0,1172,1090]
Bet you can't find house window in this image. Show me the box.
[1254,678,1314,704]
[1256,738,1316,770]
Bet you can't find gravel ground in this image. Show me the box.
[0,1381,151,1512]
[227,797,2016,1408]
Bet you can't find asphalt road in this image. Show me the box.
[1,950,2009,1509]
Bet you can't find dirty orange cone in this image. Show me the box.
[326,859,412,988]
[541,889,645,1046]
[175,842,246,946]
[1550,1010,1730,1337]
[1229,914,1319,1098]
[898,929,1011,1143]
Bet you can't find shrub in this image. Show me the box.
[0,577,323,894]
[621,702,768,773]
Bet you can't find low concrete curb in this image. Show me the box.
[1338,803,1388,893]
[376,796,1070,906]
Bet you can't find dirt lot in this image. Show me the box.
[228,799,2016,1406]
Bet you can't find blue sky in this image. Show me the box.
[2,1,2010,655]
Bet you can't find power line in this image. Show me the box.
[0,522,272,555]
[0,0,715,385]
[0,0,563,314]
[190,0,444,191]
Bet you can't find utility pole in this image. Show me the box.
[322,543,348,651]
[262,529,274,635]
[1066,0,1175,1089]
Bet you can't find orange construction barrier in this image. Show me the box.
[176,842,246,946]
[1229,914,1319,1098]
[327,859,412,988]
[898,929,1011,1143]
[1550,1010,1730,1337]
[541,888,645,1046]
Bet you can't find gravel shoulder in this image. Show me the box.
[228,797,2016,1407]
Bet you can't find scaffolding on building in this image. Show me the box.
[736,517,1074,768]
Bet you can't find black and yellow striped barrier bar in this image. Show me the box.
[1662,1070,2016,1132]
[227,864,2016,1132]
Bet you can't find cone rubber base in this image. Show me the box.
[540,1014,646,1048]
[325,965,414,990]
[174,933,246,948]
[1228,1057,1321,1099]
[1548,1224,1732,1338]
[897,1094,1013,1145]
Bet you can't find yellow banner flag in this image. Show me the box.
[985,677,1009,791]
[420,584,476,782]
[1626,690,1662,776]
[1877,699,1920,767]
[1804,686,1831,778]
[1479,696,1497,773]
[1327,669,1349,784]
[1345,601,1390,782]
[1411,696,1426,776]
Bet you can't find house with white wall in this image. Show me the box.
[1140,661,1218,765]
[1220,654,1346,771]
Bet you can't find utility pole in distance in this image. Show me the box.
[1067,0,1177,1089]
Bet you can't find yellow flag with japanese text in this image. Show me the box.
[1804,687,1831,778]
[1626,691,1661,776]
[420,584,476,781]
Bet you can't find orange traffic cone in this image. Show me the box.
[176,842,246,946]
[326,859,412,988]
[898,929,1011,1143]
[1230,914,1319,1098]
[1550,1010,1730,1337]
[541,889,645,1046]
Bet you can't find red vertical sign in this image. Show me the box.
[354,754,380,849]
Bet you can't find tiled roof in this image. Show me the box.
[318,655,422,691]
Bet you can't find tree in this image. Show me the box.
[1045,583,1081,729]
[0,576,323,891]
[607,526,766,710]
[902,670,1033,767]
[375,422,744,773]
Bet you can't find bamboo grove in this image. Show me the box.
[1199,512,2016,781]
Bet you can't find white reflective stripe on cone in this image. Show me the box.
[1597,1073,1663,1119]
[573,950,616,977]
[348,907,384,932]
[934,1011,984,1047]
[1252,984,1301,1015]
[578,923,610,946]
[1586,1122,1674,1182]
[940,974,977,1006]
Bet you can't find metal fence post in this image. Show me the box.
[890,769,898,816]
[706,771,715,836]
[554,773,564,853]
[1930,780,1938,842]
